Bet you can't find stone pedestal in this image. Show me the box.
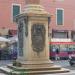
[0,0,69,74]
[15,3,51,63]
[11,4,69,74]
[15,4,54,69]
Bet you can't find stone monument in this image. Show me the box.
[16,0,52,64]
[0,0,69,75]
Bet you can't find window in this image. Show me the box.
[56,8,64,25]
[12,4,21,21]
[52,30,68,38]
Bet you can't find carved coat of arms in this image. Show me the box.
[31,24,45,53]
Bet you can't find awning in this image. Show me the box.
[49,38,75,45]
[50,42,75,45]
[8,35,18,43]
[0,37,10,42]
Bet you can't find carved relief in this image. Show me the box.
[24,17,28,37]
[31,24,45,53]
[18,20,24,56]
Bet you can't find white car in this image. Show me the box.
[69,54,75,66]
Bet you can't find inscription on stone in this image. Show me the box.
[31,24,45,53]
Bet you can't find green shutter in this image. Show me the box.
[57,9,63,25]
[13,5,20,17]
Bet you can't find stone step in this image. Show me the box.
[0,66,13,74]
[7,65,61,71]
[0,66,69,75]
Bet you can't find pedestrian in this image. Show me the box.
[53,48,56,52]
[55,48,60,60]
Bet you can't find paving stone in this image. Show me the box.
[0,73,6,75]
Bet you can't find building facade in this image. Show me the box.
[0,0,75,39]
[41,0,75,59]
[41,0,75,41]
[0,0,25,36]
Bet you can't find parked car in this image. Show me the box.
[68,53,75,66]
